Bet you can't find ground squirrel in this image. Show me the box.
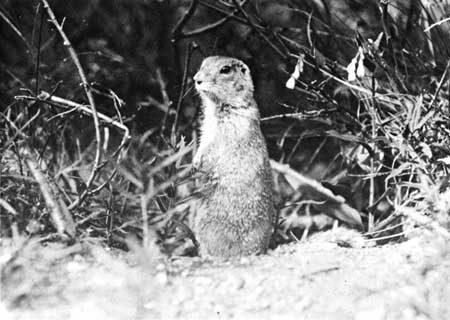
[192,56,275,258]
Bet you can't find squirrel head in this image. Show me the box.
[194,56,256,111]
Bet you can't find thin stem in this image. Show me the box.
[34,4,44,95]
[171,0,199,83]
[231,0,287,59]
[171,0,199,40]
[368,73,377,232]
[0,9,31,50]
[180,1,247,38]
[429,59,450,110]
[42,0,102,208]
[141,194,149,247]
[171,42,194,144]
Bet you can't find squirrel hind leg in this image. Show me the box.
[196,223,270,258]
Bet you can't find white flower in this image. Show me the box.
[285,54,305,90]
[347,47,365,81]
[285,76,296,89]
[347,57,358,82]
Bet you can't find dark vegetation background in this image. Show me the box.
[1,0,449,252]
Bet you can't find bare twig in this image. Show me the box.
[17,92,130,139]
[0,8,31,49]
[168,0,201,138]
[1,108,41,150]
[231,0,287,59]
[34,3,45,95]
[424,16,450,32]
[429,59,450,109]
[170,0,199,96]
[364,231,408,242]
[261,109,334,121]
[198,0,253,26]
[41,0,102,208]
[15,91,131,209]
[181,0,247,38]
[21,146,76,240]
[367,73,378,232]
[156,68,171,108]
[171,42,195,144]
[368,212,401,234]
[172,0,200,40]
[0,199,19,216]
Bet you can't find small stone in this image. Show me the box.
[155,272,168,285]
[156,262,166,271]
[143,301,155,310]
[66,261,86,273]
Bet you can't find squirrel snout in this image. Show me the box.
[193,72,203,85]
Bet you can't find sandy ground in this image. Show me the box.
[1,231,449,320]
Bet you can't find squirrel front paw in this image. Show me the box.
[192,153,202,172]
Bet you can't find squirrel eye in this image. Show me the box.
[220,65,232,74]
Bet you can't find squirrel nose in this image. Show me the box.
[193,72,203,85]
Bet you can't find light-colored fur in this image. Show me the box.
[192,97,217,168]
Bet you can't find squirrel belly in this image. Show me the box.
[193,118,275,258]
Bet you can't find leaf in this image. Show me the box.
[373,32,383,50]
[271,160,363,227]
